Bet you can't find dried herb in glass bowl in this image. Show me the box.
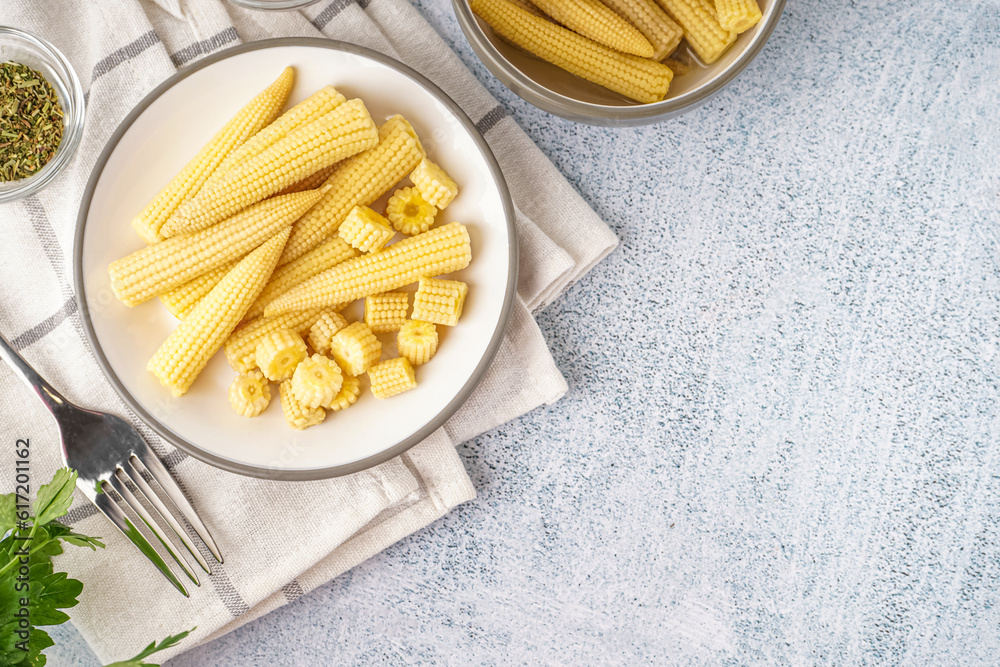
[0,61,64,181]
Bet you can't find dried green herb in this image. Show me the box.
[0,61,64,182]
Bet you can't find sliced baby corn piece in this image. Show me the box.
[159,260,237,319]
[224,308,324,373]
[411,277,468,327]
[530,0,655,57]
[292,353,344,409]
[602,0,684,60]
[655,0,736,64]
[276,163,338,196]
[256,328,308,382]
[397,320,438,366]
[329,374,361,412]
[265,222,472,316]
[279,380,325,430]
[245,236,359,320]
[162,98,379,237]
[229,370,271,417]
[109,188,324,307]
[714,0,761,32]
[203,86,346,192]
[146,228,290,397]
[470,0,673,103]
[409,159,459,210]
[339,206,396,253]
[279,114,425,266]
[308,310,349,355]
[368,358,417,399]
[329,322,381,376]
[131,67,293,244]
[364,292,409,333]
[386,187,437,235]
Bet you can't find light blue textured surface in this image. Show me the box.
[49,0,1000,664]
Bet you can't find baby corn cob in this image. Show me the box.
[276,164,338,196]
[386,187,437,235]
[397,320,438,366]
[279,115,425,266]
[411,277,468,326]
[279,380,326,430]
[224,308,325,373]
[602,0,684,60]
[507,0,544,16]
[229,371,271,418]
[470,0,673,103]
[292,354,344,409]
[409,159,459,210]
[265,222,472,316]
[655,0,736,64]
[339,206,395,253]
[203,86,346,192]
[308,311,349,355]
[328,375,361,412]
[530,0,655,57]
[364,292,410,333]
[714,0,761,32]
[130,67,293,244]
[245,236,358,320]
[255,329,308,382]
[367,358,417,399]
[110,188,324,307]
[159,260,237,319]
[146,228,289,397]
[329,322,381,376]
[162,99,379,237]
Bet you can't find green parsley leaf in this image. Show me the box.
[103,628,195,667]
[32,469,76,526]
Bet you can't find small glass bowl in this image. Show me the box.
[0,27,85,204]
[227,0,322,9]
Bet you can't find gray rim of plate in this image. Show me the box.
[73,37,519,481]
[452,0,787,126]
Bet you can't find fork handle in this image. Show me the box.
[0,331,69,414]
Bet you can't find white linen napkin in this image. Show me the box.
[0,0,617,661]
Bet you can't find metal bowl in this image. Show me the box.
[0,26,85,203]
[452,0,785,126]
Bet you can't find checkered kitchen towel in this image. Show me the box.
[0,0,617,661]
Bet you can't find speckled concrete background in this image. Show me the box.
[48,0,1000,664]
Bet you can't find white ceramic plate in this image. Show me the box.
[74,39,516,480]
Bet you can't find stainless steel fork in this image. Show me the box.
[0,331,222,596]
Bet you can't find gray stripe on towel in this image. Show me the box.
[170,27,240,68]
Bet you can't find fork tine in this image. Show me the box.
[107,473,200,586]
[88,483,189,597]
[132,451,224,563]
[124,457,212,574]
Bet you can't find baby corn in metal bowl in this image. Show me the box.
[454,0,786,125]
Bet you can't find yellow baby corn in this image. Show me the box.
[328,374,361,412]
[159,260,237,319]
[307,310,349,355]
[655,0,736,64]
[715,0,761,32]
[507,0,544,16]
[602,0,683,59]
[397,320,438,366]
[256,328,308,382]
[470,0,673,103]
[409,159,459,210]
[530,0,655,57]
[291,354,344,409]
[279,380,326,430]
[245,236,358,320]
[329,322,381,376]
[224,308,324,373]
[339,206,396,253]
[386,187,437,235]
[146,228,289,397]
[367,358,417,399]
[411,277,468,326]
[265,222,472,316]
[110,188,323,307]
[276,164,338,196]
[131,67,293,244]
[364,292,410,333]
[203,86,346,192]
[162,98,379,237]
[229,371,271,418]
[279,115,425,265]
